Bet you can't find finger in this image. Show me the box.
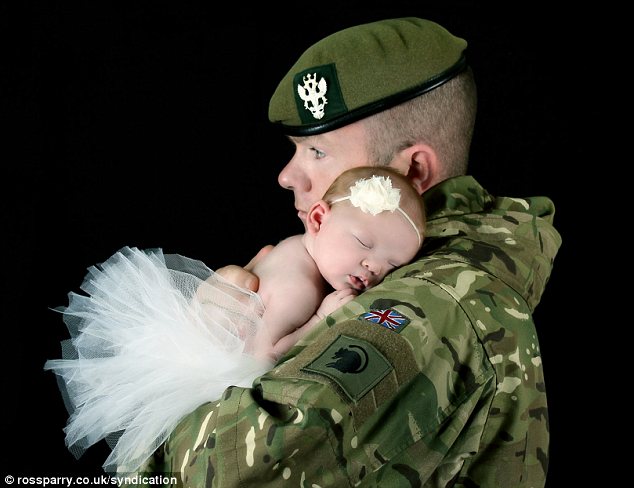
[215,264,260,292]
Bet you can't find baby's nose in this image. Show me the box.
[363,259,380,275]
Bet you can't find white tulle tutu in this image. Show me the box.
[44,246,274,473]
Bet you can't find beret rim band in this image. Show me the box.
[274,54,468,137]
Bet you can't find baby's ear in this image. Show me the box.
[306,200,331,236]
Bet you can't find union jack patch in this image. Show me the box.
[359,308,410,331]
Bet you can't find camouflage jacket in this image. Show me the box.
[133,176,561,487]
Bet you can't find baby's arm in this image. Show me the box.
[271,289,357,358]
[259,274,325,343]
[250,236,325,358]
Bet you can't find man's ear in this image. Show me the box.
[306,200,331,236]
[390,143,440,194]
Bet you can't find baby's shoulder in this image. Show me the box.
[274,234,304,249]
[255,235,322,303]
[266,235,307,263]
[253,235,312,275]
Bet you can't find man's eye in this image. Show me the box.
[310,148,326,159]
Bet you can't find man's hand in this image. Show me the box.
[215,245,274,292]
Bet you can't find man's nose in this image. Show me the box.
[278,158,309,192]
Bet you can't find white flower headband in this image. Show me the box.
[331,175,422,245]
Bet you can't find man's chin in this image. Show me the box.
[297,210,308,227]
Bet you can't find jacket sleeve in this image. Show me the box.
[130,266,499,487]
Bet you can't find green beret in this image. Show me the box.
[268,17,467,136]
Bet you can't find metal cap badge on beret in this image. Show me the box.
[268,17,468,136]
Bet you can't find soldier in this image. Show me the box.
[133,17,561,487]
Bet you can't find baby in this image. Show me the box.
[250,165,424,358]
[44,165,426,473]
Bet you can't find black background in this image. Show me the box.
[4,1,589,485]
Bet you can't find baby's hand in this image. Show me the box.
[316,289,357,318]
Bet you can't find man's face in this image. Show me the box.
[278,122,371,226]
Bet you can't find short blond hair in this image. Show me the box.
[362,68,477,179]
[322,166,426,241]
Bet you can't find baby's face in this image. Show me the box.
[311,203,420,292]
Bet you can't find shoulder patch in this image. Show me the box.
[301,334,392,402]
[358,308,410,331]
